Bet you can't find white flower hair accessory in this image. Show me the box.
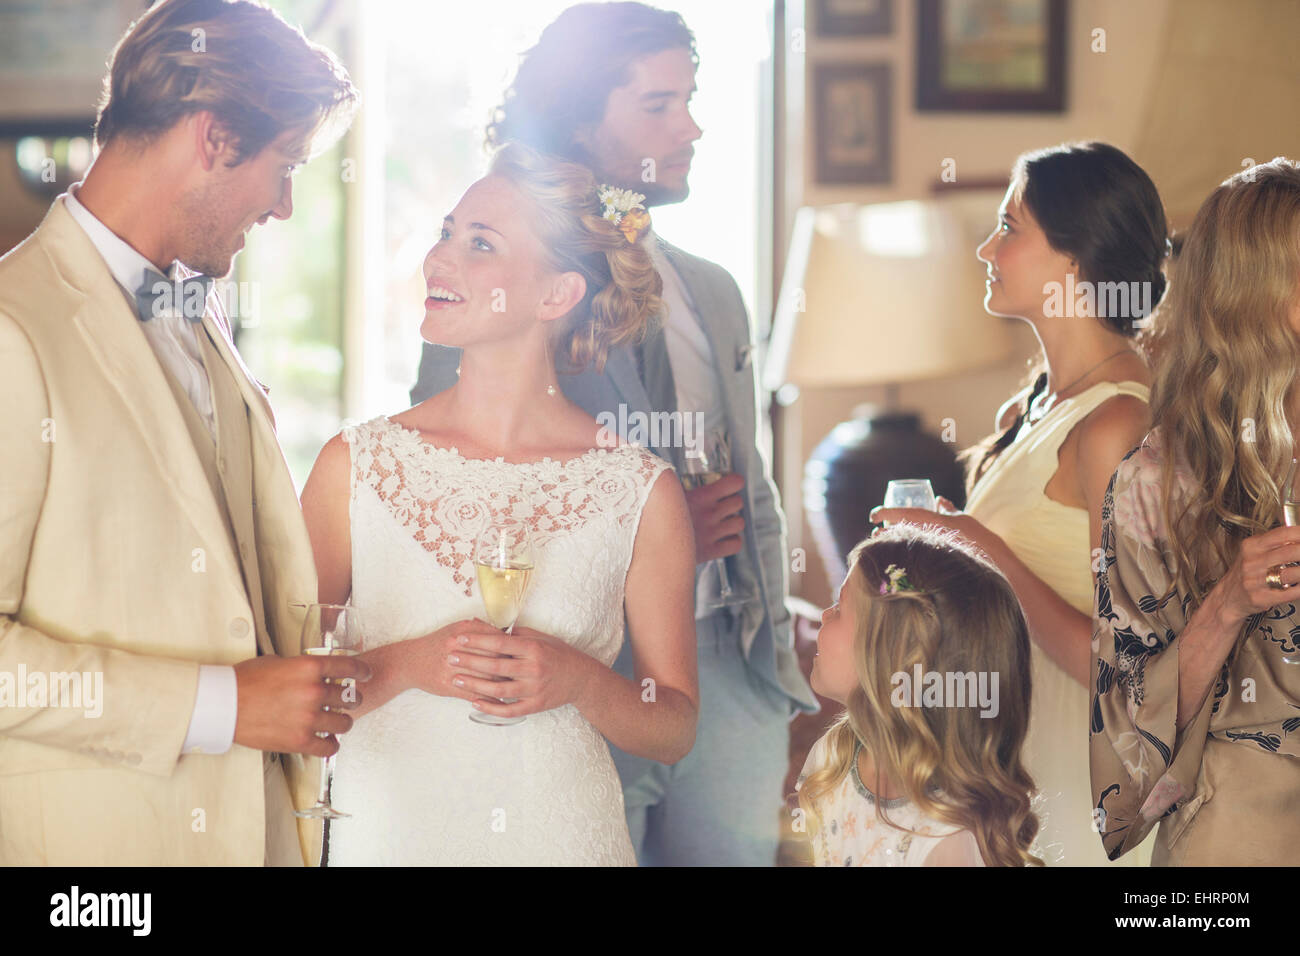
[597,184,651,243]
[879,564,923,596]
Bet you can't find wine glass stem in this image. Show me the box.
[714,557,733,597]
[317,752,333,807]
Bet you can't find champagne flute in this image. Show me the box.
[1279,459,1300,664]
[470,517,534,726]
[293,601,364,820]
[682,428,750,609]
[1282,458,1299,527]
[881,479,938,527]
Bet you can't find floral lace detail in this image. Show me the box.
[343,416,667,599]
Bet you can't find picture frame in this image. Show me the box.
[814,0,893,37]
[812,62,892,186]
[916,0,1067,112]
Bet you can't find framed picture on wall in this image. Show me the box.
[814,0,893,37]
[916,0,1067,112]
[812,62,892,185]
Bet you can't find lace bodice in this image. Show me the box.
[326,416,671,866]
[341,415,669,663]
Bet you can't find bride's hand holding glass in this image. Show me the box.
[396,618,512,702]
[449,625,598,721]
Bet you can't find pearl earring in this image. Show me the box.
[546,384,557,396]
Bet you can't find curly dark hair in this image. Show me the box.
[485,2,697,163]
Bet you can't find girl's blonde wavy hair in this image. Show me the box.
[797,524,1042,867]
[1147,157,1300,607]
[489,141,664,373]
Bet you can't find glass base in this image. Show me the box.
[294,803,350,820]
[469,710,525,726]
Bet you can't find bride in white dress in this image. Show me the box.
[300,143,698,866]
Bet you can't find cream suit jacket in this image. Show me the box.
[0,198,322,865]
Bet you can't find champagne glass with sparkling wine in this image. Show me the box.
[471,516,534,726]
[292,602,364,820]
[1283,458,1300,528]
[1280,459,1300,663]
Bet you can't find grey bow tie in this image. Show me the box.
[133,269,212,323]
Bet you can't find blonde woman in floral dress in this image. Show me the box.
[1092,158,1300,866]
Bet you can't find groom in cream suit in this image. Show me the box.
[0,0,365,865]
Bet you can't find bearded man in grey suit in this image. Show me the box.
[411,2,817,866]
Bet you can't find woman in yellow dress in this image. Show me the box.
[872,142,1167,866]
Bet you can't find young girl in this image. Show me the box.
[796,524,1041,867]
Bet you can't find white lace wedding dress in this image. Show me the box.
[326,416,670,866]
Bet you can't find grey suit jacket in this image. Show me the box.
[411,239,817,714]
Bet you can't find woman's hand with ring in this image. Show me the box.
[1214,526,1300,620]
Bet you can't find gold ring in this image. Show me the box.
[1266,566,1287,590]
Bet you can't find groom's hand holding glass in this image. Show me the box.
[232,652,372,756]
[682,471,745,563]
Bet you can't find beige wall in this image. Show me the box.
[782,0,1173,607]
[802,0,1172,207]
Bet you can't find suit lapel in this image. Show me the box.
[603,345,654,419]
[658,239,770,640]
[196,326,277,657]
[195,303,316,657]
[54,230,242,584]
[49,193,312,659]
[659,241,747,474]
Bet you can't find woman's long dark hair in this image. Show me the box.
[964,142,1170,493]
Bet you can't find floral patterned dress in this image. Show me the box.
[1092,428,1300,865]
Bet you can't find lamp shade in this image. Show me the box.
[765,194,1015,390]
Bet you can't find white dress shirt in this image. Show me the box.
[648,232,726,617]
[63,187,238,756]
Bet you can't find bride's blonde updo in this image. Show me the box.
[489,140,664,373]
